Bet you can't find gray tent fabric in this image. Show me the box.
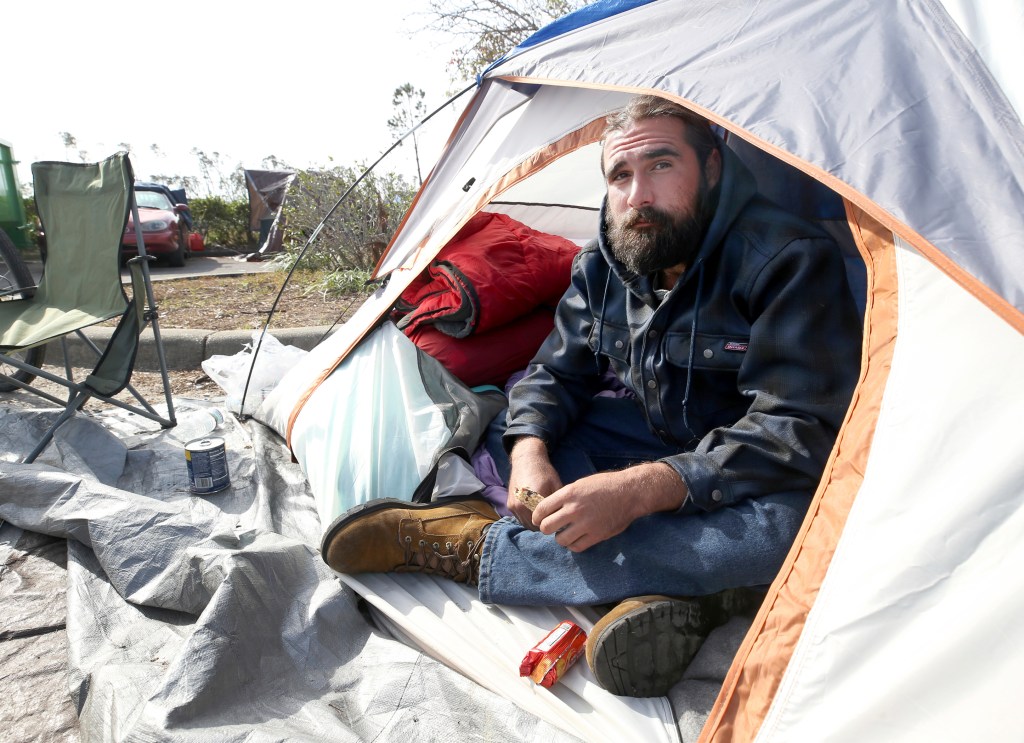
[0,404,585,742]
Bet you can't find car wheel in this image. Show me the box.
[168,229,187,268]
[0,230,47,390]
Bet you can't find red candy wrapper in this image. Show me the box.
[519,620,588,688]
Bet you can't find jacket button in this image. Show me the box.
[703,349,714,359]
[649,329,659,339]
[614,340,624,349]
[647,379,657,389]
[711,489,723,502]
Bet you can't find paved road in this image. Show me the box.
[27,253,275,284]
[134,253,276,282]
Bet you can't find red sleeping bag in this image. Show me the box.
[393,212,580,386]
[406,308,558,388]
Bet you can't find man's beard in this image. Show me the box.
[607,179,715,278]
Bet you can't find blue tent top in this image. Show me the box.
[483,0,657,76]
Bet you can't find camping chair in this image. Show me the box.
[0,152,176,463]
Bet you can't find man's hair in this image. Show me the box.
[602,95,719,171]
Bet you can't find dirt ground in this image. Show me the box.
[150,271,366,332]
[150,272,367,399]
[7,272,369,406]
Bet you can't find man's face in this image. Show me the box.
[602,116,721,277]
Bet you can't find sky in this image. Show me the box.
[3,0,473,196]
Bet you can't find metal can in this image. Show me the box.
[185,436,230,494]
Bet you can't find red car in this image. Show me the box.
[122,186,192,267]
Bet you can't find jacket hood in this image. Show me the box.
[597,141,759,299]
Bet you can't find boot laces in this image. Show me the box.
[399,533,484,585]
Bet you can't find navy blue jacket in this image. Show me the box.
[504,145,862,512]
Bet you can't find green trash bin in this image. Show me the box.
[0,139,31,249]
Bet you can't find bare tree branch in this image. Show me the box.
[424,0,585,81]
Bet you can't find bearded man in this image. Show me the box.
[322,95,862,698]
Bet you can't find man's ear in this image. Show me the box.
[705,148,723,190]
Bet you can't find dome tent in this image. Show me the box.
[260,1,1024,740]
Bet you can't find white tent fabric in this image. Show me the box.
[375,84,629,275]
[942,0,1024,117]
[757,239,1024,742]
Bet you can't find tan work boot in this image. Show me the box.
[320,497,499,585]
[585,589,763,697]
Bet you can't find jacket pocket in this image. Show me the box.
[664,331,750,433]
[664,331,749,371]
[588,319,631,361]
[588,319,632,379]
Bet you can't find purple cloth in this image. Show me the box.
[470,445,511,517]
[477,366,633,516]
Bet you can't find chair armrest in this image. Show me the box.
[125,255,155,325]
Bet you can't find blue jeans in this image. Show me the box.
[476,397,810,606]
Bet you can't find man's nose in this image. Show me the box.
[627,175,653,209]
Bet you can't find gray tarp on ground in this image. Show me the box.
[0,402,584,742]
[0,400,745,742]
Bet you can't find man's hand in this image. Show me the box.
[533,462,687,552]
[507,437,562,528]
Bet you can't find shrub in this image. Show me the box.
[21,195,42,248]
[267,254,375,298]
[279,166,416,273]
[189,196,253,248]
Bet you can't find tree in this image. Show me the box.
[280,165,417,274]
[387,84,428,186]
[59,131,77,155]
[261,154,292,172]
[59,131,88,163]
[425,0,585,81]
[190,148,246,200]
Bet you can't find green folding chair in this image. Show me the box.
[0,152,176,462]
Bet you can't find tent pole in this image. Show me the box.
[238,82,477,418]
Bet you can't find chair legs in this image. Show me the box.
[23,390,91,463]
